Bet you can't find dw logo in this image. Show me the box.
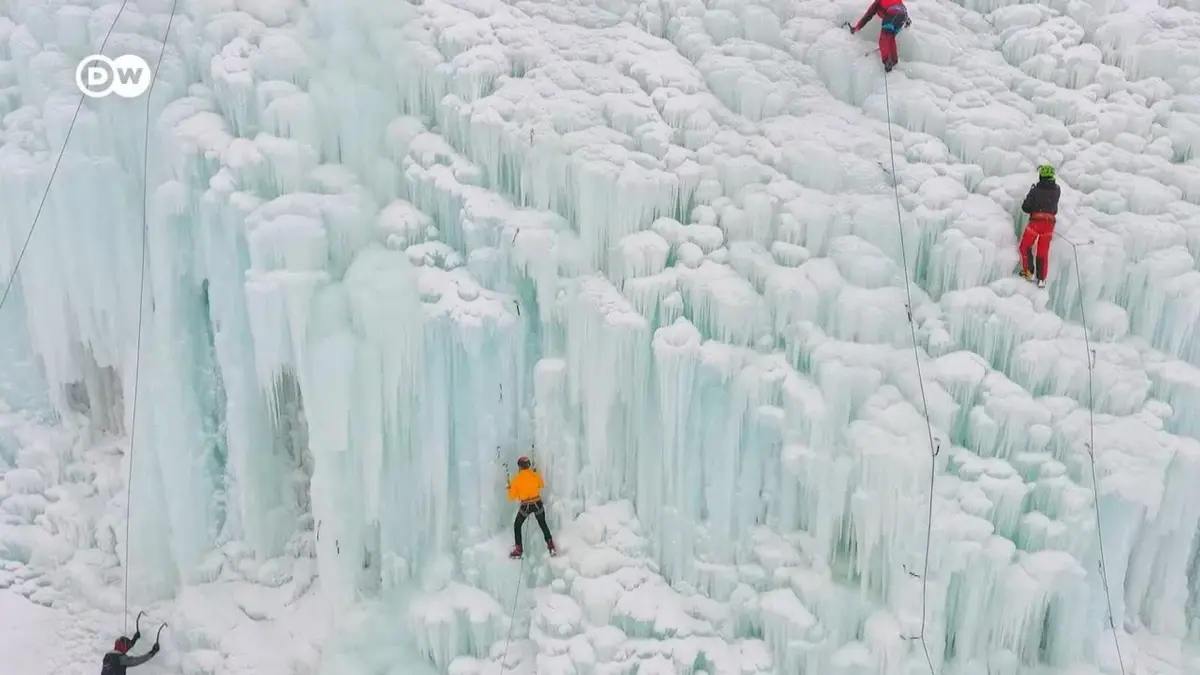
[74,54,152,98]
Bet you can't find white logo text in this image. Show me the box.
[75,54,152,98]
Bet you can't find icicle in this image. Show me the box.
[562,276,651,507]
[648,318,702,580]
[677,261,770,346]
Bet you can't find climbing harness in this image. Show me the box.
[119,0,181,635]
[881,4,909,34]
[516,500,546,517]
[881,73,940,675]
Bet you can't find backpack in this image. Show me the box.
[881,3,909,34]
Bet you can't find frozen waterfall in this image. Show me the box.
[2,0,1200,674]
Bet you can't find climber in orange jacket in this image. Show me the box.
[507,456,556,559]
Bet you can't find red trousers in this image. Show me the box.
[879,32,898,65]
[1019,214,1055,281]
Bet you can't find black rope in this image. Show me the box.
[882,72,939,675]
[121,0,181,634]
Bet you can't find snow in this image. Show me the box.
[0,589,81,674]
[2,0,1200,673]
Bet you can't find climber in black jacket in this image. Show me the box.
[1018,164,1062,287]
[101,631,160,675]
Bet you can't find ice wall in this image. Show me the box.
[2,0,1200,673]
[0,288,50,416]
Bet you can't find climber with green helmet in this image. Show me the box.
[1018,164,1061,288]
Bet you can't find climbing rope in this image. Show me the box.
[497,524,529,674]
[882,70,1127,675]
[881,72,941,675]
[971,0,1125,659]
[496,448,548,674]
[1054,233,1128,675]
[497,537,528,674]
[883,60,1123,667]
[121,0,180,634]
[0,3,134,312]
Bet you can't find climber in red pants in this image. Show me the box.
[1018,164,1061,288]
[849,0,911,72]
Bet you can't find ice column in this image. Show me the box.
[646,318,704,581]
[770,372,843,552]
[1118,439,1200,635]
[304,246,424,607]
[154,92,305,559]
[198,183,298,558]
[139,179,224,582]
[393,269,523,570]
[0,117,144,424]
[561,277,651,509]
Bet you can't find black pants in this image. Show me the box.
[1024,249,1048,282]
[514,500,552,548]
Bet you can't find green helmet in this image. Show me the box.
[1037,164,1055,181]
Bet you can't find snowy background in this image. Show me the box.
[2,0,1200,673]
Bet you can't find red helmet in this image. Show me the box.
[114,637,132,653]
[517,456,531,469]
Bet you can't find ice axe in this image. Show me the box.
[496,445,511,480]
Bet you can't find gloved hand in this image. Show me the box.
[132,631,141,642]
[150,643,160,655]
[849,26,858,33]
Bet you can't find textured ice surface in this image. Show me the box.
[2,0,1200,673]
